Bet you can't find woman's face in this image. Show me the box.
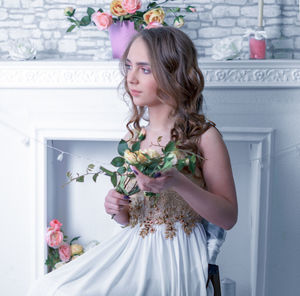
[125,37,161,107]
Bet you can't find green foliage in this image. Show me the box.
[111,156,125,167]
[131,141,140,152]
[118,139,129,156]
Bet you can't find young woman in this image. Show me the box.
[28,27,237,296]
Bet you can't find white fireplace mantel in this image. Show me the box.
[0,59,300,89]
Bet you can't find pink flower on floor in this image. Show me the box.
[46,229,64,249]
[145,21,163,29]
[122,0,141,14]
[49,219,62,231]
[59,243,71,262]
[91,11,113,30]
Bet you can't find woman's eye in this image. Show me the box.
[142,68,151,74]
[125,64,132,70]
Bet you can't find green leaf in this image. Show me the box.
[67,17,77,24]
[66,24,76,32]
[80,15,91,26]
[98,8,104,13]
[87,7,95,16]
[118,139,129,156]
[131,141,140,152]
[111,172,117,187]
[92,173,99,182]
[70,236,80,244]
[164,141,176,153]
[76,175,84,182]
[111,156,125,167]
[168,7,180,13]
[117,166,126,174]
[147,2,158,9]
[176,159,186,171]
[128,185,140,195]
[100,166,114,177]
[189,155,196,174]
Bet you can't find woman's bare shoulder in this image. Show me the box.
[197,125,224,156]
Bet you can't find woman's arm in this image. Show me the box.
[173,126,238,230]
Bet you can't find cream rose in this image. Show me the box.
[91,11,113,30]
[137,128,146,141]
[64,7,75,17]
[174,16,184,28]
[54,261,66,269]
[141,148,161,159]
[124,149,138,164]
[137,151,148,163]
[143,7,165,25]
[110,0,127,16]
[122,0,141,14]
[71,243,84,256]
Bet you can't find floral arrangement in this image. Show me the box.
[45,219,99,271]
[64,0,196,32]
[65,128,203,213]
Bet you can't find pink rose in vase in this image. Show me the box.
[91,11,113,30]
[46,229,64,249]
[59,243,71,262]
[122,0,141,14]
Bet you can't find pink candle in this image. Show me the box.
[249,37,266,59]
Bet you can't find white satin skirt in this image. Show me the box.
[27,221,213,296]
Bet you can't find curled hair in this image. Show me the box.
[119,27,218,174]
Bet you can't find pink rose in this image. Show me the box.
[46,229,64,249]
[91,11,113,30]
[50,219,62,231]
[145,21,163,29]
[122,0,141,14]
[59,243,71,262]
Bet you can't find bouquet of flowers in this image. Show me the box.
[65,128,203,211]
[64,0,196,32]
[45,219,90,271]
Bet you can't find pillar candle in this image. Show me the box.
[258,0,264,27]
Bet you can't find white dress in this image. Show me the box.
[28,186,213,295]
[27,132,214,296]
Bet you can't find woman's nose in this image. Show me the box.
[128,69,138,84]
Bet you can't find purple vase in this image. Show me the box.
[108,21,138,59]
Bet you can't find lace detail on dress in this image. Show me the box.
[125,128,205,239]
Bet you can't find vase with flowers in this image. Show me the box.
[64,1,196,59]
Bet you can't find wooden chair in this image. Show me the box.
[206,264,221,296]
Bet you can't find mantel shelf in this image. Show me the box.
[0,59,299,88]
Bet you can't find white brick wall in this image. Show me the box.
[0,0,299,59]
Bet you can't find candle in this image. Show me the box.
[258,0,264,27]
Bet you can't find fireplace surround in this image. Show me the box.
[0,59,299,296]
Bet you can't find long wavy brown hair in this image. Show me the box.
[119,27,218,175]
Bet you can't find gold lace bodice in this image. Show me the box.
[125,128,206,239]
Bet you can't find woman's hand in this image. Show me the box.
[104,189,130,217]
[130,165,181,193]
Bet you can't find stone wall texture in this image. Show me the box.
[0,0,299,60]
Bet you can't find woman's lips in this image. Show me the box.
[130,89,142,96]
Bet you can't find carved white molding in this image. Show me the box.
[31,124,273,296]
[0,60,300,89]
